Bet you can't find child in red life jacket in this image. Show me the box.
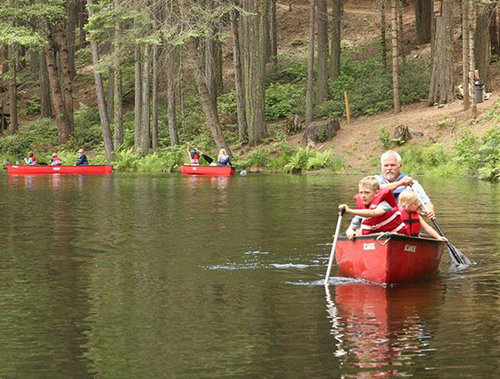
[398,189,446,240]
[339,176,408,240]
[49,153,62,166]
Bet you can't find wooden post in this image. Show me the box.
[344,91,351,123]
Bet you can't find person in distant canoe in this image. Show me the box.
[49,153,62,166]
[76,149,89,165]
[398,189,446,241]
[186,143,202,165]
[24,151,37,165]
[339,176,408,240]
[216,148,231,166]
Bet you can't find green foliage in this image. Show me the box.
[484,98,500,122]
[0,118,59,157]
[112,147,185,172]
[284,147,344,174]
[19,96,41,116]
[265,83,305,121]
[268,54,307,84]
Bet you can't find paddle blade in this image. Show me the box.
[202,154,213,164]
[447,242,473,266]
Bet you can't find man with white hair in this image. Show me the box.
[376,150,435,219]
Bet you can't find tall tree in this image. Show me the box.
[231,3,248,142]
[380,0,387,70]
[475,4,492,92]
[428,0,454,104]
[462,0,470,110]
[306,0,315,123]
[316,0,329,105]
[391,0,401,113]
[468,0,477,116]
[134,45,142,152]
[415,0,432,44]
[141,44,151,154]
[7,44,18,133]
[331,0,342,80]
[87,0,113,162]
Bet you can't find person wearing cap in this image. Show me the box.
[76,149,89,165]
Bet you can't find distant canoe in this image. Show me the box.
[335,233,444,285]
[181,164,235,176]
[5,164,113,175]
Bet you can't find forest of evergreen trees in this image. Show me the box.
[0,0,497,163]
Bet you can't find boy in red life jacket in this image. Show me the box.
[398,189,446,240]
[339,176,408,240]
[49,153,62,166]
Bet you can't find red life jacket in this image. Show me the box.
[190,152,199,165]
[53,157,61,166]
[354,188,408,235]
[399,208,421,236]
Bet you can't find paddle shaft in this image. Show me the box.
[325,210,344,284]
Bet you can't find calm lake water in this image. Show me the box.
[0,172,498,378]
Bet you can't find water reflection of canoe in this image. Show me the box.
[6,164,113,175]
[181,164,235,176]
[335,233,444,284]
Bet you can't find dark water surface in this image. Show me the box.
[0,173,498,378]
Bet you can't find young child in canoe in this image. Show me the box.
[339,176,408,240]
[398,188,447,241]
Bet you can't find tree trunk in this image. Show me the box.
[462,0,470,110]
[107,70,114,125]
[392,0,401,112]
[113,67,123,148]
[204,37,218,109]
[134,45,142,152]
[380,0,387,70]
[398,0,404,62]
[141,45,151,154]
[316,0,329,105]
[490,5,499,56]
[475,4,492,92]
[231,4,248,142]
[40,52,53,118]
[7,45,18,134]
[415,0,432,44]
[66,0,76,79]
[468,0,477,116]
[87,0,113,163]
[187,39,232,155]
[165,44,179,146]
[152,44,159,151]
[56,23,75,133]
[44,42,71,142]
[428,0,454,104]
[331,0,341,80]
[241,0,267,144]
[270,0,278,68]
[306,0,315,123]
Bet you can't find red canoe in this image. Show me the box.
[335,233,444,285]
[5,164,113,175]
[181,164,235,176]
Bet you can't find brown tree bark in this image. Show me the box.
[65,0,76,79]
[231,4,248,142]
[468,0,477,116]
[152,44,159,151]
[40,52,53,118]
[134,45,142,152]
[330,0,341,80]
[392,0,401,113]
[475,4,492,92]
[55,23,75,133]
[462,0,470,110]
[316,0,329,105]
[306,0,315,123]
[141,45,151,154]
[112,0,123,148]
[415,0,432,44]
[87,0,113,163]
[166,46,179,146]
[270,0,278,68]
[380,0,387,70]
[490,5,499,56]
[7,45,18,134]
[428,0,454,104]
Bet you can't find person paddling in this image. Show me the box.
[216,148,231,166]
[186,143,202,165]
[76,149,89,165]
[24,151,37,165]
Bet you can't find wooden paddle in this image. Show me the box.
[413,188,471,266]
[325,209,345,285]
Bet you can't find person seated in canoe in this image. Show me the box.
[49,153,62,166]
[216,148,231,166]
[76,149,89,165]
[24,151,37,165]
[398,189,447,241]
[186,143,203,165]
[339,176,408,240]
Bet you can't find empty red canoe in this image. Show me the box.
[181,164,235,176]
[6,164,113,175]
[335,233,444,284]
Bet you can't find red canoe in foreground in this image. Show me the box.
[335,233,444,285]
[5,164,113,175]
[181,164,235,176]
